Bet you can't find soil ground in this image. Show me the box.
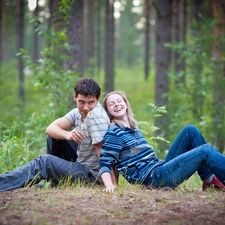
[0,184,225,225]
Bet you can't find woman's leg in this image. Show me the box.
[145,144,225,188]
[0,154,89,192]
[165,125,206,160]
[165,125,212,179]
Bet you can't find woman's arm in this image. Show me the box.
[100,126,122,191]
[101,172,116,192]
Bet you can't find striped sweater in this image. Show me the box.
[99,124,164,184]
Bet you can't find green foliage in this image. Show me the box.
[165,15,224,144]
[58,0,74,21]
[0,61,49,166]
[0,133,38,173]
[0,60,21,122]
[0,112,48,173]
[0,0,78,172]
[138,103,170,158]
[20,0,78,119]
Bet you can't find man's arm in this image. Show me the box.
[94,142,102,158]
[46,117,84,143]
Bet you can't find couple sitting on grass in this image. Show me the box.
[1,78,225,192]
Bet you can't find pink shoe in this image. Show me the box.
[202,176,225,191]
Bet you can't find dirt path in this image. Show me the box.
[0,186,225,225]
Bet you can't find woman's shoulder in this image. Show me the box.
[104,124,124,141]
[108,123,119,131]
[107,123,130,136]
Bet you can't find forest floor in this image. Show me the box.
[0,183,225,225]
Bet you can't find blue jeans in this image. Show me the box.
[0,154,90,192]
[46,136,78,162]
[144,125,225,188]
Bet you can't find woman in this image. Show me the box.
[99,91,225,192]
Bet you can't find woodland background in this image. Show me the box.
[0,0,225,173]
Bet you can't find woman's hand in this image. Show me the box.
[104,184,116,193]
[101,172,116,193]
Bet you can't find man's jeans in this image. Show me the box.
[46,136,78,162]
[144,125,225,188]
[0,154,90,192]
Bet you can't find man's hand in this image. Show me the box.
[66,128,85,144]
[46,117,85,143]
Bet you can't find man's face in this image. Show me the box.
[74,94,99,120]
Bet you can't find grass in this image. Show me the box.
[0,62,200,192]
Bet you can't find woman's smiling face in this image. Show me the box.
[106,93,127,119]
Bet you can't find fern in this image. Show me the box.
[138,103,170,148]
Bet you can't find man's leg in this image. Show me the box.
[46,136,78,162]
[0,154,89,192]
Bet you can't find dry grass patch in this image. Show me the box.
[1,183,225,225]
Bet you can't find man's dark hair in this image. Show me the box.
[74,78,101,98]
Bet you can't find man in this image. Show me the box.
[45,78,110,179]
[0,78,111,192]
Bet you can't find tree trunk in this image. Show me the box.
[144,0,150,81]
[191,0,205,120]
[155,0,172,107]
[48,0,53,29]
[49,0,60,27]
[180,0,186,73]
[84,0,95,74]
[17,0,25,108]
[104,0,114,93]
[212,0,225,152]
[48,0,59,46]
[171,0,186,86]
[173,0,180,76]
[66,0,84,75]
[154,0,172,145]
[1,1,5,62]
[0,0,2,63]
[95,0,103,75]
[33,0,39,62]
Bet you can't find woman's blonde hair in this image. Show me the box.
[102,90,138,129]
